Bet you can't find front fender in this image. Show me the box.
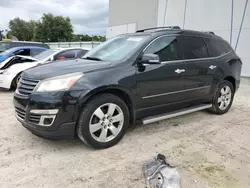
[71,85,134,122]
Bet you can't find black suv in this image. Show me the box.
[13,27,242,149]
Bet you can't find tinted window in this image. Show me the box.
[204,38,231,57]
[13,49,30,56]
[30,49,45,56]
[54,50,76,60]
[76,49,88,58]
[182,36,208,59]
[144,36,180,61]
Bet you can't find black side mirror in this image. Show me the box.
[139,53,161,65]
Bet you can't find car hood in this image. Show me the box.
[22,59,112,80]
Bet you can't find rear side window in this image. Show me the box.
[144,36,180,61]
[204,38,231,57]
[182,36,208,59]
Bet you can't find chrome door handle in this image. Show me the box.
[209,65,217,70]
[175,69,185,74]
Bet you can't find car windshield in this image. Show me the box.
[0,42,10,53]
[34,49,57,60]
[83,35,149,61]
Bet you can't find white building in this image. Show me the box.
[107,0,250,76]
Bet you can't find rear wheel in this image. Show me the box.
[77,94,129,149]
[209,80,235,114]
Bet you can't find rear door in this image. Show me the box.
[180,36,214,100]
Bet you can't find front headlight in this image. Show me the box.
[35,72,84,92]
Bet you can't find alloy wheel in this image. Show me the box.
[218,85,232,110]
[89,103,124,142]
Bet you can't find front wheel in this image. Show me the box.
[77,94,129,149]
[12,73,21,89]
[209,80,235,114]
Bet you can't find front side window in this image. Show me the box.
[204,38,231,57]
[182,36,208,59]
[54,50,76,60]
[14,49,30,56]
[83,35,150,61]
[76,49,88,58]
[144,36,180,61]
[30,49,45,56]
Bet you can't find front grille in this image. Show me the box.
[17,77,39,97]
[29,113,41,124]
[15,107,42,124]
[15,107,26,121]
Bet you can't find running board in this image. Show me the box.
[142,104,212,125]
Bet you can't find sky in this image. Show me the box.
[0,0,109,36]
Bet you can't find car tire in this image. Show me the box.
[77,93,129,149]
[208,80,235,115]
[12,73,21,89]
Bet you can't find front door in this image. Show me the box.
[136,35,187,114]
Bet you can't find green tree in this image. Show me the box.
[8,18,36,41]
[34,13,73,42]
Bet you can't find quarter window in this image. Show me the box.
[144,36,180,62]
[204,38,231,57]
[182,36,208,59]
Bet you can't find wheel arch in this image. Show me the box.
[11,71,22,89]
[74,86,135,125]
[223,76,236,91]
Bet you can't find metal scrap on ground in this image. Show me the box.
[143,154,181,188]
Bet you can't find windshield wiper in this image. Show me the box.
[83,56,102,61]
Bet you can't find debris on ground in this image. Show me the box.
[143,154,181,188]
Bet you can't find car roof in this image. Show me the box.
[9,46,47,51]
[128,27,223,40]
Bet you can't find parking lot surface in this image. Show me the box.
[1,79,250,188]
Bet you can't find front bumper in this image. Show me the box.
[0,74,13,89]
[13,90,83,140]
[19,118,76,140]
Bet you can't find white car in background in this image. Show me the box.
[0,48,88,89]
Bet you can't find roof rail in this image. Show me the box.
[204,31,215,35]
[136,26,181,33]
